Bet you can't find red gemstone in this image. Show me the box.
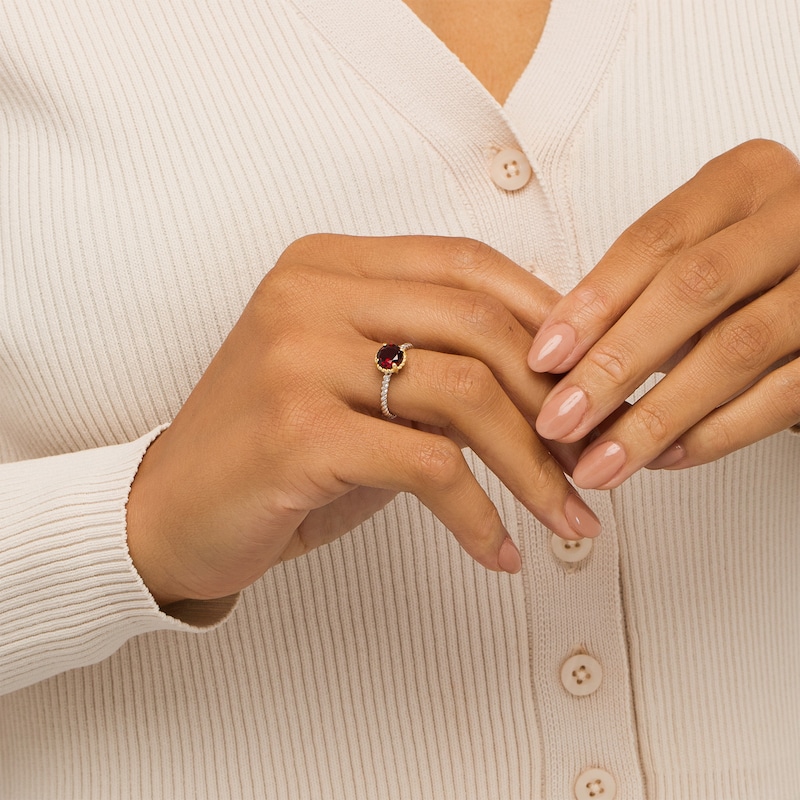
[377,343,405,371]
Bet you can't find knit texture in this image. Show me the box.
[1,1,799,798]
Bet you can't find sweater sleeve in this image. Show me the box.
[0,426,238,696]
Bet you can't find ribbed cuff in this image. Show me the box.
[0,427,237,696]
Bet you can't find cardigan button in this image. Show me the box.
[574,767,617,799]
[550,533,593,564]
[489,148,532,190]
[561,653,603,696]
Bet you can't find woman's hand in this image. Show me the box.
[127,234,601,607]
[527,139,800,490]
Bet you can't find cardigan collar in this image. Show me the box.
[286,0,635,168]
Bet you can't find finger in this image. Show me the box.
[569,275,800,488]
[346,274,559,412]
[659,356,800,468]
[337,342,601,542]
[334,411,590,574]
[528,139,800,373]
[535,187,800,444]
[291,233,562,332]
[280,486,400,560]
[327,413,518,572]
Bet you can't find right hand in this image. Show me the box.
[126,234,601,607]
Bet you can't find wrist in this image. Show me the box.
[126,435,187,609]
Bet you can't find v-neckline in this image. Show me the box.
[397,0,552,107]
[287,0,634,166]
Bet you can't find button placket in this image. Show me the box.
[548,515,621,796]
[281,2,645,793]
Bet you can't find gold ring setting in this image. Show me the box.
[375,343,413,419]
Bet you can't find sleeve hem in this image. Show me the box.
[0,426,236,694]
[121,424,240,630]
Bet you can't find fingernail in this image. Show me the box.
[573,441,627,489]
[645,442,686,470]
[528,323,577,372]
[564,492,602,538]
[498,536,522,574]
[536,387,587,440]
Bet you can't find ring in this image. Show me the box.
[375,343,414,419]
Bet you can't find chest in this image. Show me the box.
[3,0,800,462]
[401,0,551,103]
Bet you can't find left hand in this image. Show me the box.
[527,139,800,489]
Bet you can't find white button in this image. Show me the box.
[550,533,593,563]
[489,148,532,190]
[574,767,617,800]
[561,653,603,696]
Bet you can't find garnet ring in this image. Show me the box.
[375,343,414,419]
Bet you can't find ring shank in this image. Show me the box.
[380,373,396,419]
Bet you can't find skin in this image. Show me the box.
[124,0,582,610]
[127,9,799,608]
[127,235,599,608]
[530,139,800,489]
[401,0,551,105]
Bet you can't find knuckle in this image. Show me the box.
[253,263,322,320]
[440,358,495,405]
[455,292,511,337]
[470,503,504,547]
[732,138,800,176]
[585,341,634,388]
[264,487,312,528]
[771,368,800,421]
[713,315,775,372]
[445,237,498,272]
[669,249,732,306]
[570,284,618,324]
[714,140,800,207]
[281,233,323,264]
[284,232,346,262]
[623,208,689,261]
[414,438,463,488]
[699,411,737,456]
[631,402,672,444]
[528,446,561,492]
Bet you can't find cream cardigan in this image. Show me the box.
[1,1,799,798]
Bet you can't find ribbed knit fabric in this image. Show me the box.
[1,1,799,798]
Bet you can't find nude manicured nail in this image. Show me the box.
[645,442,686,470]
[572,441,627,489]
[529,323,577,372]
[564,493,602,538]
[536,387,587,441]
[498,536,522,574]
